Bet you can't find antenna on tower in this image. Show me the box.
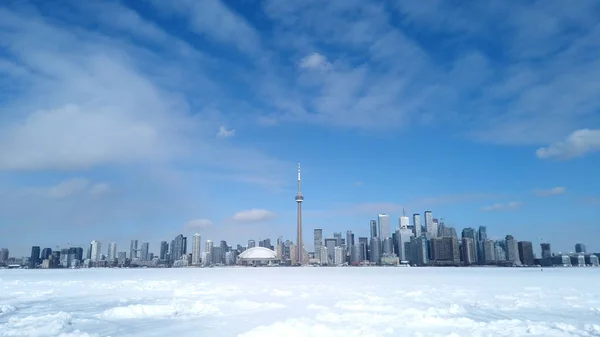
[402,208,406,217]
[297,162,301,181]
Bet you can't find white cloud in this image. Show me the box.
[43,178,90,199]
[534,186,566,196]
[90,183,111,196]
[231,209,277,222]
[480,201,523,212]
[217,126,236,138]
[299,53,331,70]
[184,218,214,230]
[536,129,600,160]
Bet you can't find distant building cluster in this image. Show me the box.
[309,210,599,268]
[1,164,598,270]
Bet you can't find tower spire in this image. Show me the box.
[297,162,301,193]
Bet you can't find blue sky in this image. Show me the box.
[1,0,599,256]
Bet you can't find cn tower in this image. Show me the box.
[295,162,304,265]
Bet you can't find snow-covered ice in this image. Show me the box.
[1,267,600,336]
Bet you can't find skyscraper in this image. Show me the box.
[107,242,117,262]
[399,209,409,229]
[424,211,434,238]
[30,246,40,268]
[130,240,138,260]
[159,241,168,260]
[412,213,421,237]
[378,213,391,239]
[370,220,377,238]
[90,240,101,262]
[295,162,304,265]
[205,240,214,265]
[575,243,586,253]
[140,242,150,261]
[518,241,535,266]
[541,243,552,259]
[192,233,201,266]
[314,229,323,262]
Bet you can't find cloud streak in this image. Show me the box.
[480,201,523,212]
[536,129,600,160]
[534,187,566,196]
[231,209,277,222]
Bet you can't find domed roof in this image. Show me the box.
[238,247,277,260]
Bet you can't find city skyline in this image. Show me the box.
[1,1,600,256]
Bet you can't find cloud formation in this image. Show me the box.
[534,187,566,196]
[481,202,523,212]
[299,53,331,70]
[231,209,277,222]
[184,219,214,230]
[536,129,600,160]
[217,126,236,138]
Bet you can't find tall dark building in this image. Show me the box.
[575,243,586,253]
[430,237,460,266]
[358,237,369,261]
[30,246,40,268]
[478,226,487,241]
[370,220,377,238]
[518,241,535,266]
[541,243,552,259]
[41,248,52,261]
[159,241,168,260]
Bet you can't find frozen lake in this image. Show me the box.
[1,267,600,336]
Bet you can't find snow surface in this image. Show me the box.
[1,267,600,336]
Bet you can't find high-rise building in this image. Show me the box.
[0,248,9,264]
[159,241,168,260]
[358,237,368,261]
[192,233,201,266]
[461,238,476,266]
[41,248,52,261]
[140,242,150,261]
[430,237,460,266]
[396,228,413,261]
[399,209,409,229]
[369,237,381,264]
[248,240,256,249]
[541,243,552,259]
[575,243,586,253]
[370,220,377,238]
[346,230,354,251]
[412,213,421,237]
[410,236,428,266]
[334,246,344,265]
[130,240,138,260]
[505,235,521,266]
[107,242,117,262]
[314,229,323,262]
[424,211,435,238]
[484,239,495,264]
[478,226,488,241]
[378,213,391,239]
[205,240,214,265]
[324,238,336,264]
[90,240,101,262]
[30,246,40,268]
[295,162,304,265]
[333,232,342,247]
[518,241,535,266]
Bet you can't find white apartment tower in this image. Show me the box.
[107,242,117,261]
[378,213,391,239]
[192,233,202,266]
[425,211,435,238]
[413,213,421,237]
[91,240,101,262]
